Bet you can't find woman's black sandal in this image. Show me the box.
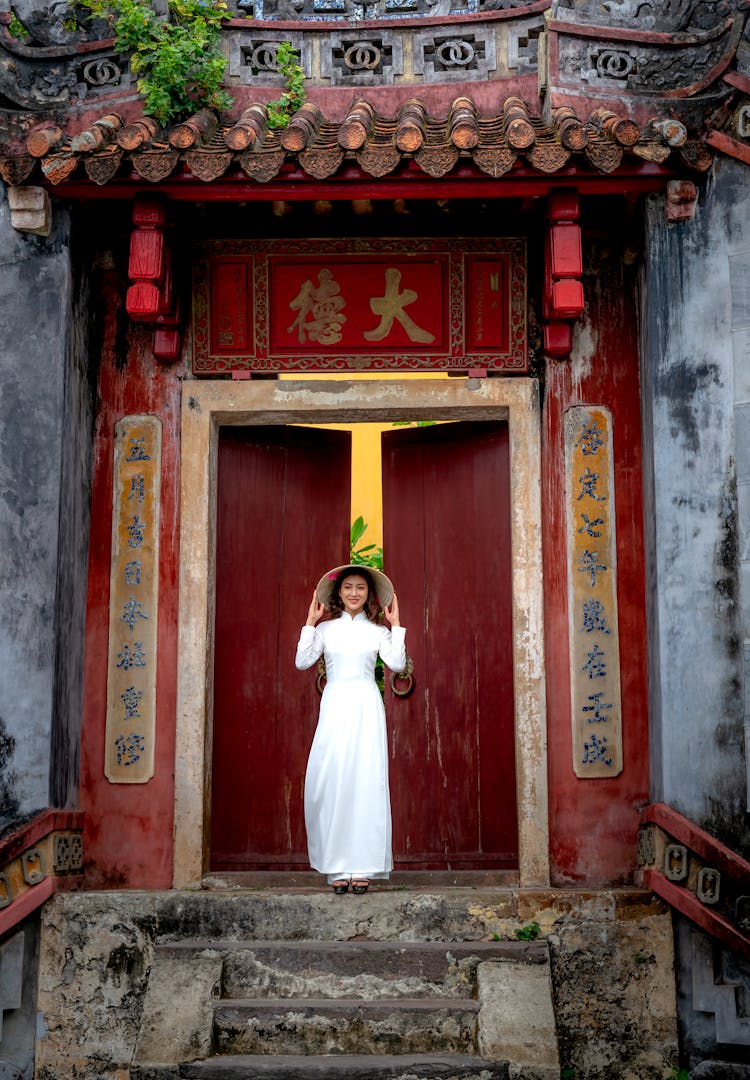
[351,880,369,894]
[332,879,350,894]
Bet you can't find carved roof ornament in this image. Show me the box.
[0,0,749,179]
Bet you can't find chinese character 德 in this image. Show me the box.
[114,731,145,767]
[288,268,346,345]
[364,268,436,345]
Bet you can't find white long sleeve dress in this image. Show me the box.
[295,612,406,882]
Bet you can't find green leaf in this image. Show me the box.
[350,516,367,548]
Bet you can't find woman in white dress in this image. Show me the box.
[295,564,405,894]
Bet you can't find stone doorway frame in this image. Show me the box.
[173,377,549,888]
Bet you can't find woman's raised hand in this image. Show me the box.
[384,592,400,627]
[306,589,325,626]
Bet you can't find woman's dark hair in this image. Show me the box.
[329,568,381,622]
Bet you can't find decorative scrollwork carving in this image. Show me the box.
[344,41,383,71]
[21,847,46,886]
[82,58,122,86]
[594,49,635,80]
[636,826,656,868]
[435,39,475,67]
[696,866,721,906]
[664,843,688,882]
[53,834,84,874]
[247,42,282,72]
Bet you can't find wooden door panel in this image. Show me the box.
[382,421,517,868]
[211,425,351,870]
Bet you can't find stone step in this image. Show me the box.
[158,938,546,1000]
[126,887,536,943]
[213,997,480,1056]
[175,1054,510,1079]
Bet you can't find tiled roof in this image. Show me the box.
[0,96,711,189]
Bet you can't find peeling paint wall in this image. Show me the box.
[641,158,750,856]
[0,190,71,829]
[0,190,95,1080]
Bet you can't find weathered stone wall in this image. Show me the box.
[0,914,41,1080]
[48,210,96,809]
[0,194,95,829]
[641,158,750,855]
[0,189,70,829]
[640,157,750,1069]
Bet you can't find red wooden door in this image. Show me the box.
[382,421,517,869]
[210,425,351,871]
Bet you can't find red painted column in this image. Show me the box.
[542,221,650,885]
[80,268,182,888]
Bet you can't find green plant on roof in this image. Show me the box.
[80,0,233,124]
[266,41,306,130]
[7,12,31,38]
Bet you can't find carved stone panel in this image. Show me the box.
[227,31,310,85]
[413,27,497,81]
[323,31,404,85]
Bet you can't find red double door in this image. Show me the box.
[210,421,517,871]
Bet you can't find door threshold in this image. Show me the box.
[202,869,521,890]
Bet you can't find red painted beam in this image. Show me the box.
[643,869,750,964]
[722,70,750,95]
[0,874,83,937]
[47,162,678,204]
[705,130,750,167]
[641,802,750,884]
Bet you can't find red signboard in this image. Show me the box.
[192,237,526,373]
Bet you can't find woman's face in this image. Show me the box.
[338,574,370,616]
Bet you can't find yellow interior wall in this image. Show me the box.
[281,371,448,552]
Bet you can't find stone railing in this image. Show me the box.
[0,808,85,937]
[636,802,750,963]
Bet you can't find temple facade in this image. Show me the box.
[1,1,750,1077]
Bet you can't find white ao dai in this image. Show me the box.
[295,612,406,881]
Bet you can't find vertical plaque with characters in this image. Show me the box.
[104,416,161,783]
[565,406,623,778]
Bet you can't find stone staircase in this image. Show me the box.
[130,935,558,1079]
[35,887,679,1079]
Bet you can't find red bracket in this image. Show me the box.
[543,192,585,359]
[125,196,182,362]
